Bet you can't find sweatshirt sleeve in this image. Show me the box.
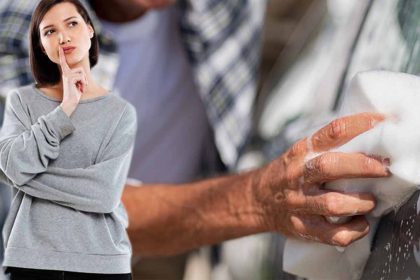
[0,91,75,186]
[11,104,137,214]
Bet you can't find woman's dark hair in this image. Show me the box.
[29,0,99,86]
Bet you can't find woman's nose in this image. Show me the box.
[58,32,71,44]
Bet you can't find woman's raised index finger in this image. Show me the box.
[309,112,385,152]
[58,47,71,74]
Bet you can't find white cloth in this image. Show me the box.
[283,71,420,280]
[101,7,211,184]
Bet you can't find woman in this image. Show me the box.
[0,0,136,279]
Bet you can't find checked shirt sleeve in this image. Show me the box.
[179,0,267,168]
[0,1,39,98]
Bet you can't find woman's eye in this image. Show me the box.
[44,29,54,36]
[69,21,78,27]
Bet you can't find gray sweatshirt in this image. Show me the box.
[0,84,136,274]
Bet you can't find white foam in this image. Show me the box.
[326,216,351,224]
[304,136,321,162]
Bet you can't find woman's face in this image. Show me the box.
[39,2,94,68]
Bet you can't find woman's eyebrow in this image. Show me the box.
[42,16,78,30]
[63,16,78,22]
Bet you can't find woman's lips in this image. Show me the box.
[63,47,76,54]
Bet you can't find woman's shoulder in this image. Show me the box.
[106,93,136,118]
[14,83,38,94]
[5,84,38,106]
[101,94,137,134]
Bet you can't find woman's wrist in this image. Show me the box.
[59,102,76,117]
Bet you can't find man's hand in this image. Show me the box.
[254,112,389,246]
[121,113,390,257]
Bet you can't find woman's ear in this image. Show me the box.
[88,25,94,38]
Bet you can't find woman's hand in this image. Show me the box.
[254,112,390,246]
[58,47,88,116]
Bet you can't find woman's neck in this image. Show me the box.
[39,79,108,101]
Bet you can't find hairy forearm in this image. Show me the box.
[121,170,267,257]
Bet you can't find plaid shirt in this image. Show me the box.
[0,0,266,169]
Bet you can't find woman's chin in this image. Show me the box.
[65,55,79,65]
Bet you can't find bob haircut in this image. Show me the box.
[29,0,99,86]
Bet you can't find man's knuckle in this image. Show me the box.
[289,215,304,232]
[284,191,302,209]
[325,193,340,214]
[332,231,352,247]
[328,119,346,140]
[289,140,306,157]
